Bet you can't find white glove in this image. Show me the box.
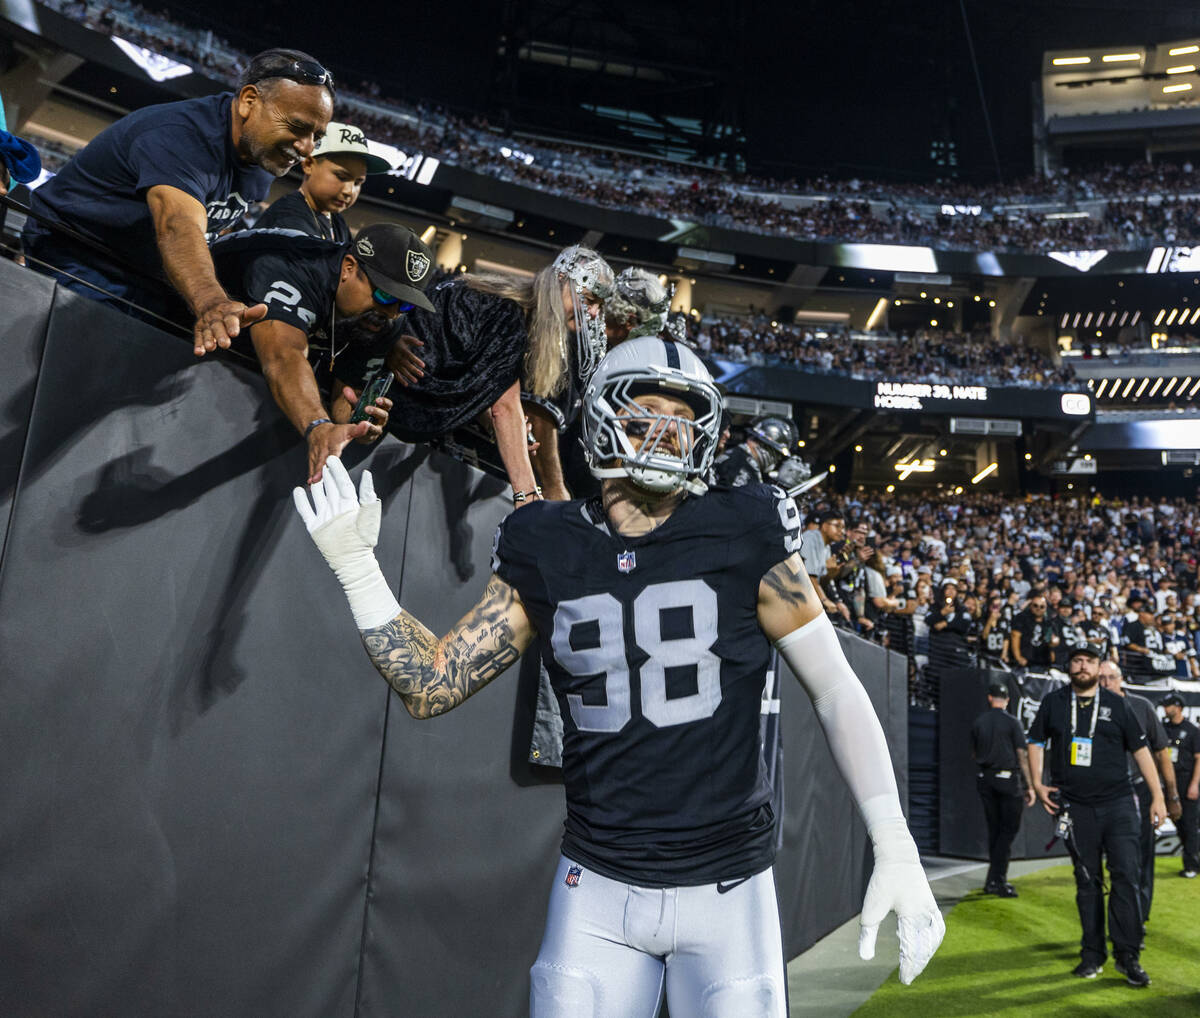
[292,456,400,630]
[857,817,945,985]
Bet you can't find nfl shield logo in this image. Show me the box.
[565,865,582,887]
[617,550,637,573]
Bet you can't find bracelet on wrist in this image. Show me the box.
[512,485,543,505]
[304,417,333,439]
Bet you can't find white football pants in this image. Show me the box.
[530,856,787,1018]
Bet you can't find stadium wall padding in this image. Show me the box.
[0,257,907,1018]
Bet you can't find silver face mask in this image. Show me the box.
[553,245,614,380]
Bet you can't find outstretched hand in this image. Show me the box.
[292,456,381,566]
[858,855,945,985]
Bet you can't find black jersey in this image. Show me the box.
[211,227,397,389]
[492,483,803,886]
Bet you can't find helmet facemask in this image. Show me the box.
[583,345,724,496]
[553,246,614,380]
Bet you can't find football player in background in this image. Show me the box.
[292,337,943,1016]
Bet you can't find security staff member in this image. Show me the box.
[1161,693,1200,877]
[970,683,1036,896]
[1028,642,1165,987]
[1098,660,1179,934]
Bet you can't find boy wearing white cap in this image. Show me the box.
[259,121,392,243]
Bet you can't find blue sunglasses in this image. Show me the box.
[371,287,415,313]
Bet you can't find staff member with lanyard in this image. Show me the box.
[1027,641,1165,988]
[970,683,1036,896]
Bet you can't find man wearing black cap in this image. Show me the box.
[1028,641,1164,987]
[1161,693,1200,877]
[211,222,436,483]
[23,49,335,352]
[970,682,1036,896]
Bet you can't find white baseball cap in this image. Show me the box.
[312,122,393,173]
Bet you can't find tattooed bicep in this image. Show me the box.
[759,554,813,608]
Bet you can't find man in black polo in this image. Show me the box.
[1098,660,1180,936]
[1160,693,1199,878]
[970,682,1036,896]
[211,222,435,483]
[24,48,334,353]
[1027,642,1165,987]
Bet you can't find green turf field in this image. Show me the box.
[852,856,1200,1017]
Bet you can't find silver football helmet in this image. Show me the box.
[605,267,670,340]
[748,415,797,468]
[582,336,724,495]
[553,245,615,380]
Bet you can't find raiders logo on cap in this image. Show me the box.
[407,250,431,283]
[356,236,375,258]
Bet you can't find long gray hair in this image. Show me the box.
[462,264,569,398]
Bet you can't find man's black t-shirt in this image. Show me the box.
[1164,718,1200,780]
[492,483,804,886]
[971,707,1026,773]
[1011,609,1053,667]
[257,189,351,244]
[1028,685,1146,804]
[27,92,271,279]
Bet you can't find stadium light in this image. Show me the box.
[1024,452,1033,461]
[1164,83,1193,93]
[1096,378,1109,397]
[988,299,997,308]
[1135,377,1150,398]
[1131,310,1141,325]
[1191,378,1200,396]
[1101,53,1142,62]
[1169,45,1200,56]
[420,225,437,245]
[854,444,863,452]
[1179,376,1192,394]
[972,462,998,484]
[1166,308,1180,325]
[1122,378,1137,397]
[1149,377,1164,397]
[1163,377,1178,397]
[895,458,935,480]
[865,297,888,330]
[1166,65,1196,74]
[886,484,895,493]
[1052,56,1091,66]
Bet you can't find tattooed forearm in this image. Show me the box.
[761,557,810,608]
[360,575,529,719]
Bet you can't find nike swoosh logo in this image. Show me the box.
[716,877,750,894]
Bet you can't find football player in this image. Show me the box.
[292,337,944,1016]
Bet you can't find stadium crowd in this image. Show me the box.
[692,316,1076,388]
[28,0,1200,254]
[790,487,1200,703]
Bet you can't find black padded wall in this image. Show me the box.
[0,259,910,1017]
[938,669,1065,861]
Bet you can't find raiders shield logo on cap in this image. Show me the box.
[355,236,375,258]
[407,250,431,283]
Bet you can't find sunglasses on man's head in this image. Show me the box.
[253,59,335,95]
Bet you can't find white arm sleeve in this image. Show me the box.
[774,612,907,842]
[775,611,944,984]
